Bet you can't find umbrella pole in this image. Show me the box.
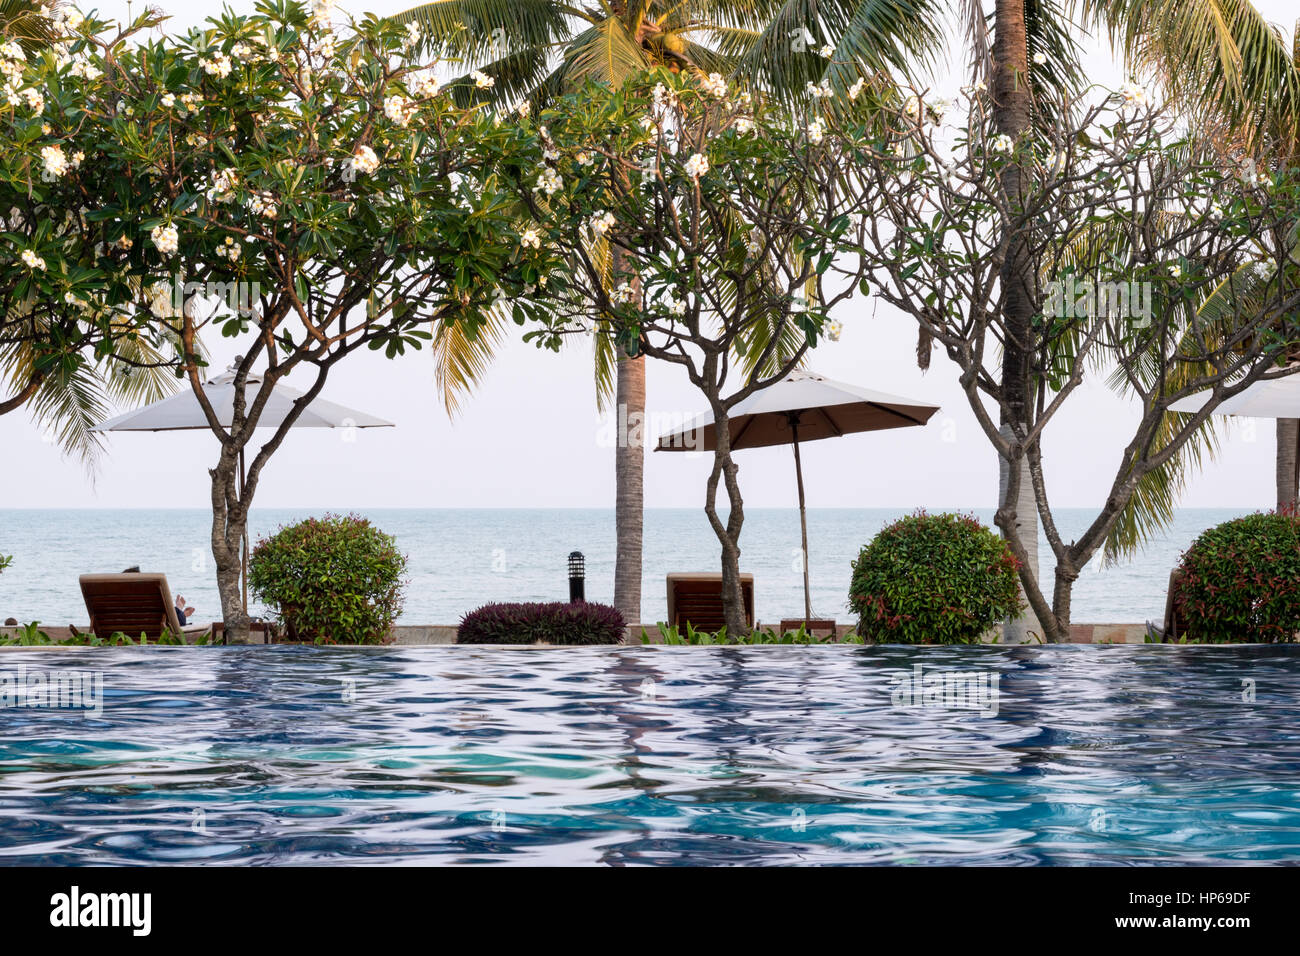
[790,416,812,622]
[240,448,248,613]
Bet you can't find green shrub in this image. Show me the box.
[848,511,1023,644]
[249,514,407,645]
[1171,510,1300,643]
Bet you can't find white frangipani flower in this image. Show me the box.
[150,223,179,256]
[351,144,380,176]
[683,152,709,178]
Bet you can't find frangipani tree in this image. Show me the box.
[3,1,563,641]
[393,0,944,626]
[508,71,892,634]
[0,5,182,467]
[853,81,1300,640]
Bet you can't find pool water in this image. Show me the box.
[1,645,1297,865]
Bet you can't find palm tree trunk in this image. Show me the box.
[993,0,1045,642]
[1278,419,1299,511]
[614,348,645,624]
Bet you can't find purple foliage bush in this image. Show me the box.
[457,602,626,645]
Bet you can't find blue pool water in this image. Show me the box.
[1,645,1297,865]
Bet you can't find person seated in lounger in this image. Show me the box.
[174,594,196,626]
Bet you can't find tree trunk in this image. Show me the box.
[210,449,250,644]
[1277,419,1299,511]
[999,433,1043,642]
[701,404,748,635]
[992,0,1044,642]
[613,348,645,624]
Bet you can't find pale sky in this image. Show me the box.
[2,0,1295,512]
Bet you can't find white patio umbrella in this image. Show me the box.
[655,369,940,621]
[1169,367,1300,501]
[93,359,394,606]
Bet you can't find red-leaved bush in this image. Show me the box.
[457,602,626,645]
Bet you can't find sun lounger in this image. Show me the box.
[79,573,212,642]
[666,572,755,632]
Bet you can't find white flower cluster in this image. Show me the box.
[1119,81,1148,109]
[612,281,637,305]
[404,22,422,49]
[150,223,179,256]
[249,192,279,219]
[351,144,380,176]
[215,235,241,261]
[848,77,866,102]
[990,133,1014,153]
[806,116,826,145]
[40,144,68,178]
[1032,51,1048,66]
[203,53,233,78]
[536,167,562,196]
[520,226,540,249]
[663,290,690,316]
[734,117,753,135]
[21,248,46,270]
[683,152,709,178]
[211,168,239,203]
[48,7,85,37]
[701,73,727,98]
[68,55,102,81]
[806,80,833,100]
[310,0,336,32]
[472,71,494,90]
[589,210,616,237]
[384,93,417,126]
[23,88,44,113]
[651,83,678,110]
[410,72,442,99]
[1,41,23,104]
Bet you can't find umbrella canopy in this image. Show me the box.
[93,361,394,614]
[93,366,394,432]
[1168,371,1300,418]
[1169,369,1300,508]
[655,369,940,623]
[655,369,939,453]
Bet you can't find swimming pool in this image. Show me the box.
[0,645,1296,865]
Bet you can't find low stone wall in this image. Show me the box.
[1,622,1154,645]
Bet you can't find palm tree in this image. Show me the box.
[396,0,942,624]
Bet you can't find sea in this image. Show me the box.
[0,507,1251,629]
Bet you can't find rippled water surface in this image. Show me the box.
[1,645,1298,865]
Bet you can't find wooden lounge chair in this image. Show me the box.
[666,573,755,632]
[79,573,212,642]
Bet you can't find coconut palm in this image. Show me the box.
[397,0,945,623]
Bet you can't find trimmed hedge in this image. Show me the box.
[848,511,1023,644]
[458,602,626,645]
[249,513,407,645]
[1171,510,1300,643]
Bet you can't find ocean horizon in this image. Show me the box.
[0,506,1254,629]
